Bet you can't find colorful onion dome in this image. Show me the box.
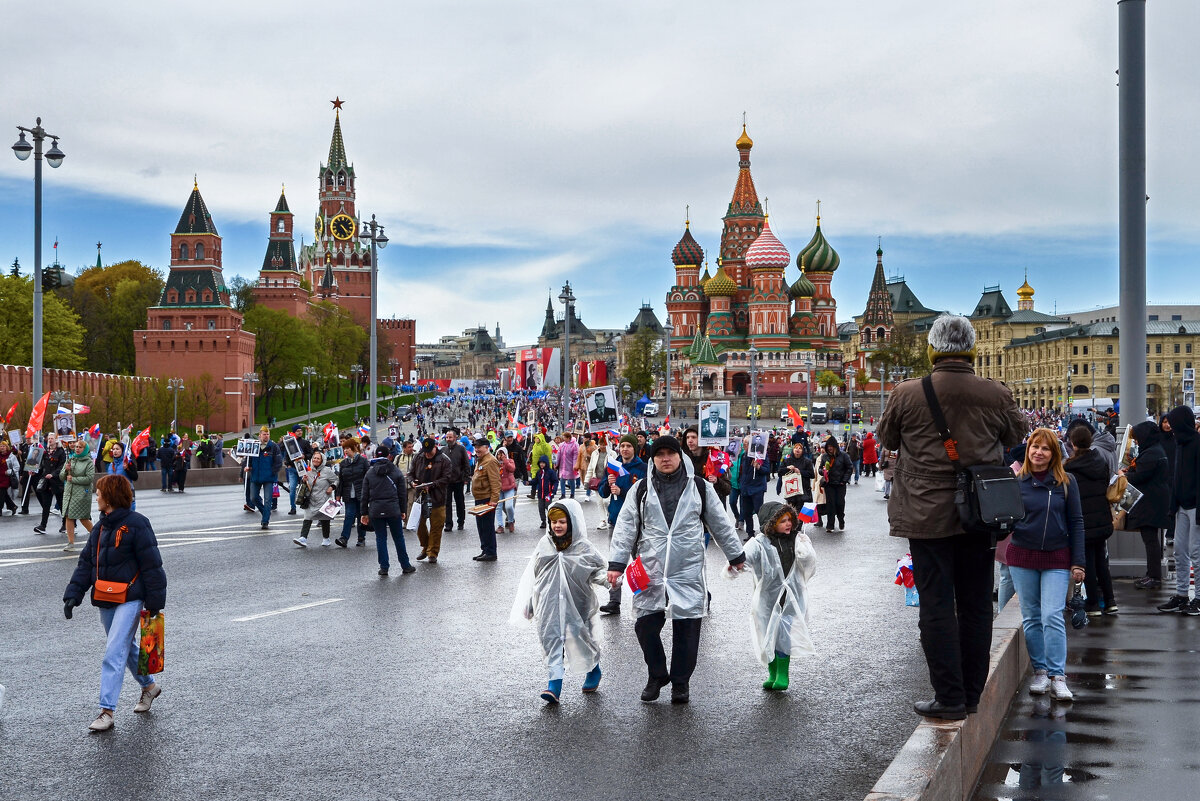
[671,225,704,266]
[789,268,815,299]
[699,264,713,293]
[736,124,753,150]
[705,264,738,297]
[797,221,840,273]
[744,216,790,271]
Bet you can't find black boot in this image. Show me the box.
[640,675,670,703]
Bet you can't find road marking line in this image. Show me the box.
[233,598,344,622]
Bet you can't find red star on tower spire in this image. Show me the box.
[331,97,345,112]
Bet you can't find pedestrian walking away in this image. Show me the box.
[360,443,415,576]
[63,474,167,732]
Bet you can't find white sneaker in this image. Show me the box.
[1050,676,1073,701]
[1028,670,1051,695]
[320,538,332,547]
[293,536,308,548]
[596,520,608,530]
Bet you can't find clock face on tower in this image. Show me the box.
[315,216,324,238]
[330,214,356,241]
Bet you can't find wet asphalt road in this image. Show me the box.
[973,580,1200,800]
[0,475,926,801]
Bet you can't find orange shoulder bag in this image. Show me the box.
[93,525,139,603]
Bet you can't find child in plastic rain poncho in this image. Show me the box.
[734,501,817,691]
[509,498,608,704]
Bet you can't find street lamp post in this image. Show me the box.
[878,364,885,423]
[662,315,673,425]
[12,118,65,404]
[243,372,259,434]
[846,368,855,437]
[621,379,631,417]
[693,367,703,401]
[302,366,317,431]
[350,363,363,424]
[358,216,388,440]
[558,281,575,433]
[749,347,759,429]
[167,378,185,433]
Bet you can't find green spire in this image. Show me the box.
[95,241,102,270]
[692,334,720,365]
[328,111,348,170]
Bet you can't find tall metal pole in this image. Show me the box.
[663,317,672,427]
[1118,0,1147,426]
[847,369,854,438]
[749,347,758,429]
[559,282,573,433]
[879,366,884,423]
[360,215,387,441]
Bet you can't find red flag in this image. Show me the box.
[786,403,802,427]
[130,426,152,457]
[3,400,16,426]
[24,392,49,440]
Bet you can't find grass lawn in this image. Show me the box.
[227,391,433,444]
[256,379,402,421]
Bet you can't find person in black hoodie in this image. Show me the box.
[1064,426,1117,615]
[1157,406,1200,614]
[63,474,167,732]
[360,443,415,577]
[156,438,176,492]
[1124,421,1172,589]
[33,433,67,535]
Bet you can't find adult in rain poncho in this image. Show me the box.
[607,435,745,704]
[740,501,817,691]
[509,498,607,704]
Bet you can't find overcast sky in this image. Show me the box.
[2,1,1197,346]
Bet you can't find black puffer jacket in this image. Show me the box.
[336,454,368,500]
[64,506,167,611]
[1064,448,1114,541]
[818,444,853,486]
[1125,422,1172,530]
[360,458,407,519]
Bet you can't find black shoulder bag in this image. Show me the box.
[921,375,1024,540]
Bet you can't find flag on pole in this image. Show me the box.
[24,392,49,440]
[130,426,152,457]
[73,403,91,415]
[356,424,370,438]
[786,403,802,427]
[606,455,628,478]
[797,502,819,524]
[3,400,17,426]
[87,423,101,438]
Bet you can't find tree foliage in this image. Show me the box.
[244,305,318,418]
[817,370,845,394]
[227,275,257,314]
[0,273,86,369]
[60,259,164,375]
[310,301,368,404]
[621,328,666,396]
[869,324,931,377]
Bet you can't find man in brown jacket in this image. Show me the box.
[470,437,502,562]
[407,437,450,564]
[878,314,1027,721]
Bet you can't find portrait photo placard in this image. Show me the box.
[54,411,77,442]
[282,435,306,465]
[234,439,261,459]
[584,385,619,433]
[748,430,769,461]
[696,401,730,447]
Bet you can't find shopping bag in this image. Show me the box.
[813,483,827,507]
[405,505,422,531]
[782,474,802,498]
[318,497,343,519]
[874,474,886,493]
[626,556,651,595]
[138,611,165,675]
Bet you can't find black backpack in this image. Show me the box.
[921,376,1025,540]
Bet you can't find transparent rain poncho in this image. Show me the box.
[509,498,608,676]
[609,454,743,620]
[741,515,818,664]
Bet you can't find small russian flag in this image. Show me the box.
[356,424,370,437]
[87,423,101,438]
[797,502,819,523]
[606,456,628,478]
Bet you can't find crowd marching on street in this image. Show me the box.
[7,315,1200,733]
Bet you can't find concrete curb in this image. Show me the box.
[865,602,1027,801]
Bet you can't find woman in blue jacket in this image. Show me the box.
[64,473,168,732]
[1009,428,1085,703]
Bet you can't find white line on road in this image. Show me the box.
[233,598,344,622]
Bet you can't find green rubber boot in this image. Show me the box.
[762,658,779,690]
[771,655,791,691]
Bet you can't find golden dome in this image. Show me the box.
[1017,278,1035,300]
[705,265,738,297]
[736,124,753,150]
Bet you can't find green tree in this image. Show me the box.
[310,301,368,404]
[871,323,931,377]
[621,328,666,396]
[0,273,86,369]
[227,275,257,314]
[63,260,164,374]
[244,305,317,418]
[817,370,845,395]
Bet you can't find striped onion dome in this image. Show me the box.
[797,221,840,273]
[744,216,790,270]
[671,225,704,266]
[699,265,712,293]
[705,264,738,297]
[788,267,816,299]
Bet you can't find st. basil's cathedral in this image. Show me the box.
[665,126,844,398]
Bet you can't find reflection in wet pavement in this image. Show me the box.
[972,581,1200,800]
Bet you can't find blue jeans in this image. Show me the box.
[998,563,1015,610]
[250,481,273,525]
[853,459,862,483]
[558,477,577,498]
[1009,566,1070,676]
[160,467,171,491]
[739,490,764,532]
[372,516,413,570]
[98,600,154,710]
[340,498,366,541]
[286,467,300,511]
[497,488,516,527]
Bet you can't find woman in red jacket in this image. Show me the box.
[861,432,880,478]
[496,446,518,533]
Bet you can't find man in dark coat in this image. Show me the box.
[407,437,451,563]
[1125,421,1172,589]
[156,439,176,492]
[878,314,1026,721]
[1159,406,1200,614]
[360,443,415,577]
[441,428,470,532]
[33,434,67,535]
[244,427,283,530]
